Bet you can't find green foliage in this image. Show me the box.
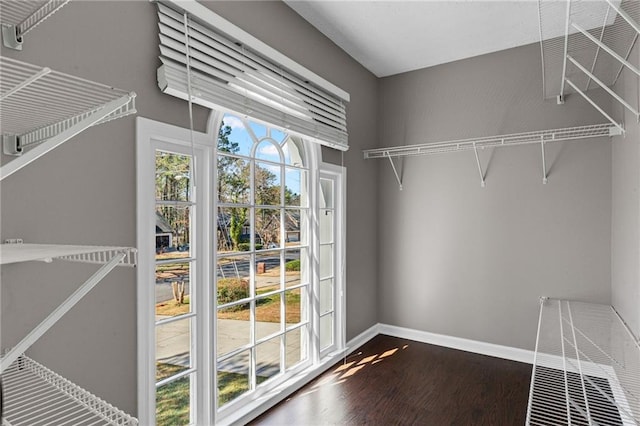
[217,278,249,311]
[285,259,300,271]
[229,208,247,250]
[237,243,262,251]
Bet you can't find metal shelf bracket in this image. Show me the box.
[540,138,548,184]
[386,153,403,190]
[472,143,486,188]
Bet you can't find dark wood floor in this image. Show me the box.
[252,334,532,425]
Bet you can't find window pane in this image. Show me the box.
[255,162,281,206]
[249,121,267,139]
[285,328,306,371]
[217,309,250,358]
[217,155,250,205]
[320,243,334,279]
[156,374,191,426]
[155,151,191,202]
[285,287,305,326]
[217,351,250,407]
[285,248,306,288]
[156,318,191,381]
[285,168,307,207]
[256,293,281,340]
[284,209,303,245]
[320,313,334,350]
[156,206,191,258]
[320,278,333,315]
[156,262,191,318]
[217,255,251,306]
[255,139,282,163]
[220,115,251,157]
[319,209,333,244]
[217,207,250,253]
[255,250,280,291]
[256,335,282,382]
[320,178,334,208]
[282,138,305,167]
[255,208,281,248]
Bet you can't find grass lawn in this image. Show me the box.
[156,363,269,424]
[156,286,301,323]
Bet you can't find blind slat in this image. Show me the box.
[156,1,348,150]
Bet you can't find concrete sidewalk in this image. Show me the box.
[156,317,303,377]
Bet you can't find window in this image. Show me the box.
[137,114,345,425]
[215,114,311,410]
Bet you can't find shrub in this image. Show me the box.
[237,243,263,251]
[285,259,300,271]
[217,278,249,312]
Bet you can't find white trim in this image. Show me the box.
[136,116,211,426]
[219,324,378,426]
[377,323,535,364]
[345,323,380,355]
[159,0,349,102]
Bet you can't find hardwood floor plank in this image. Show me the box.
[251,334,532,425]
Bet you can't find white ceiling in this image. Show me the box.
[284,1,545,78]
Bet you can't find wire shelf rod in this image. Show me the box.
[567,303,594,424]
[559,0,572,99]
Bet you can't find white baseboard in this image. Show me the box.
[345,323,380,354]
[376,323,534,364]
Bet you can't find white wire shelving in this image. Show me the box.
[539,0,640,127]
[2,356,138,426]
[0,243,138,425]
[1,0,71,50]
[0,56,137,181]
[526,298,640,426]
[362,123,621,189]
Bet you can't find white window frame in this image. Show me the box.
[137,115,347,426]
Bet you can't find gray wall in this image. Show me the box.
[0,0,378,415]
[611,40,640,339]
[377,42,613,351]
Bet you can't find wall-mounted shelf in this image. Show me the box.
[1,0,71,50]
[3,355,138,426]
[0,57,137,181]
[539,0,640,126]
[0,243,138,425]
[363,123,620,189]
[526,298,640,425]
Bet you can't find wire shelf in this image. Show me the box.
[363,123,619,159]
[0,57,136,180]
[2,355,138,426]
[0,243,137,267]
[539,0,639,127]
[526,298,640,425]
[1,0,71,49]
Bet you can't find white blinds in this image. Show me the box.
[156,2,349,151]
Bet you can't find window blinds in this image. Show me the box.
[156,1,350,151]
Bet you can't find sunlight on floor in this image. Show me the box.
[298,344,409,397]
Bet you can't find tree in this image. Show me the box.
[155,152,191,250]
[217,125,249,251]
